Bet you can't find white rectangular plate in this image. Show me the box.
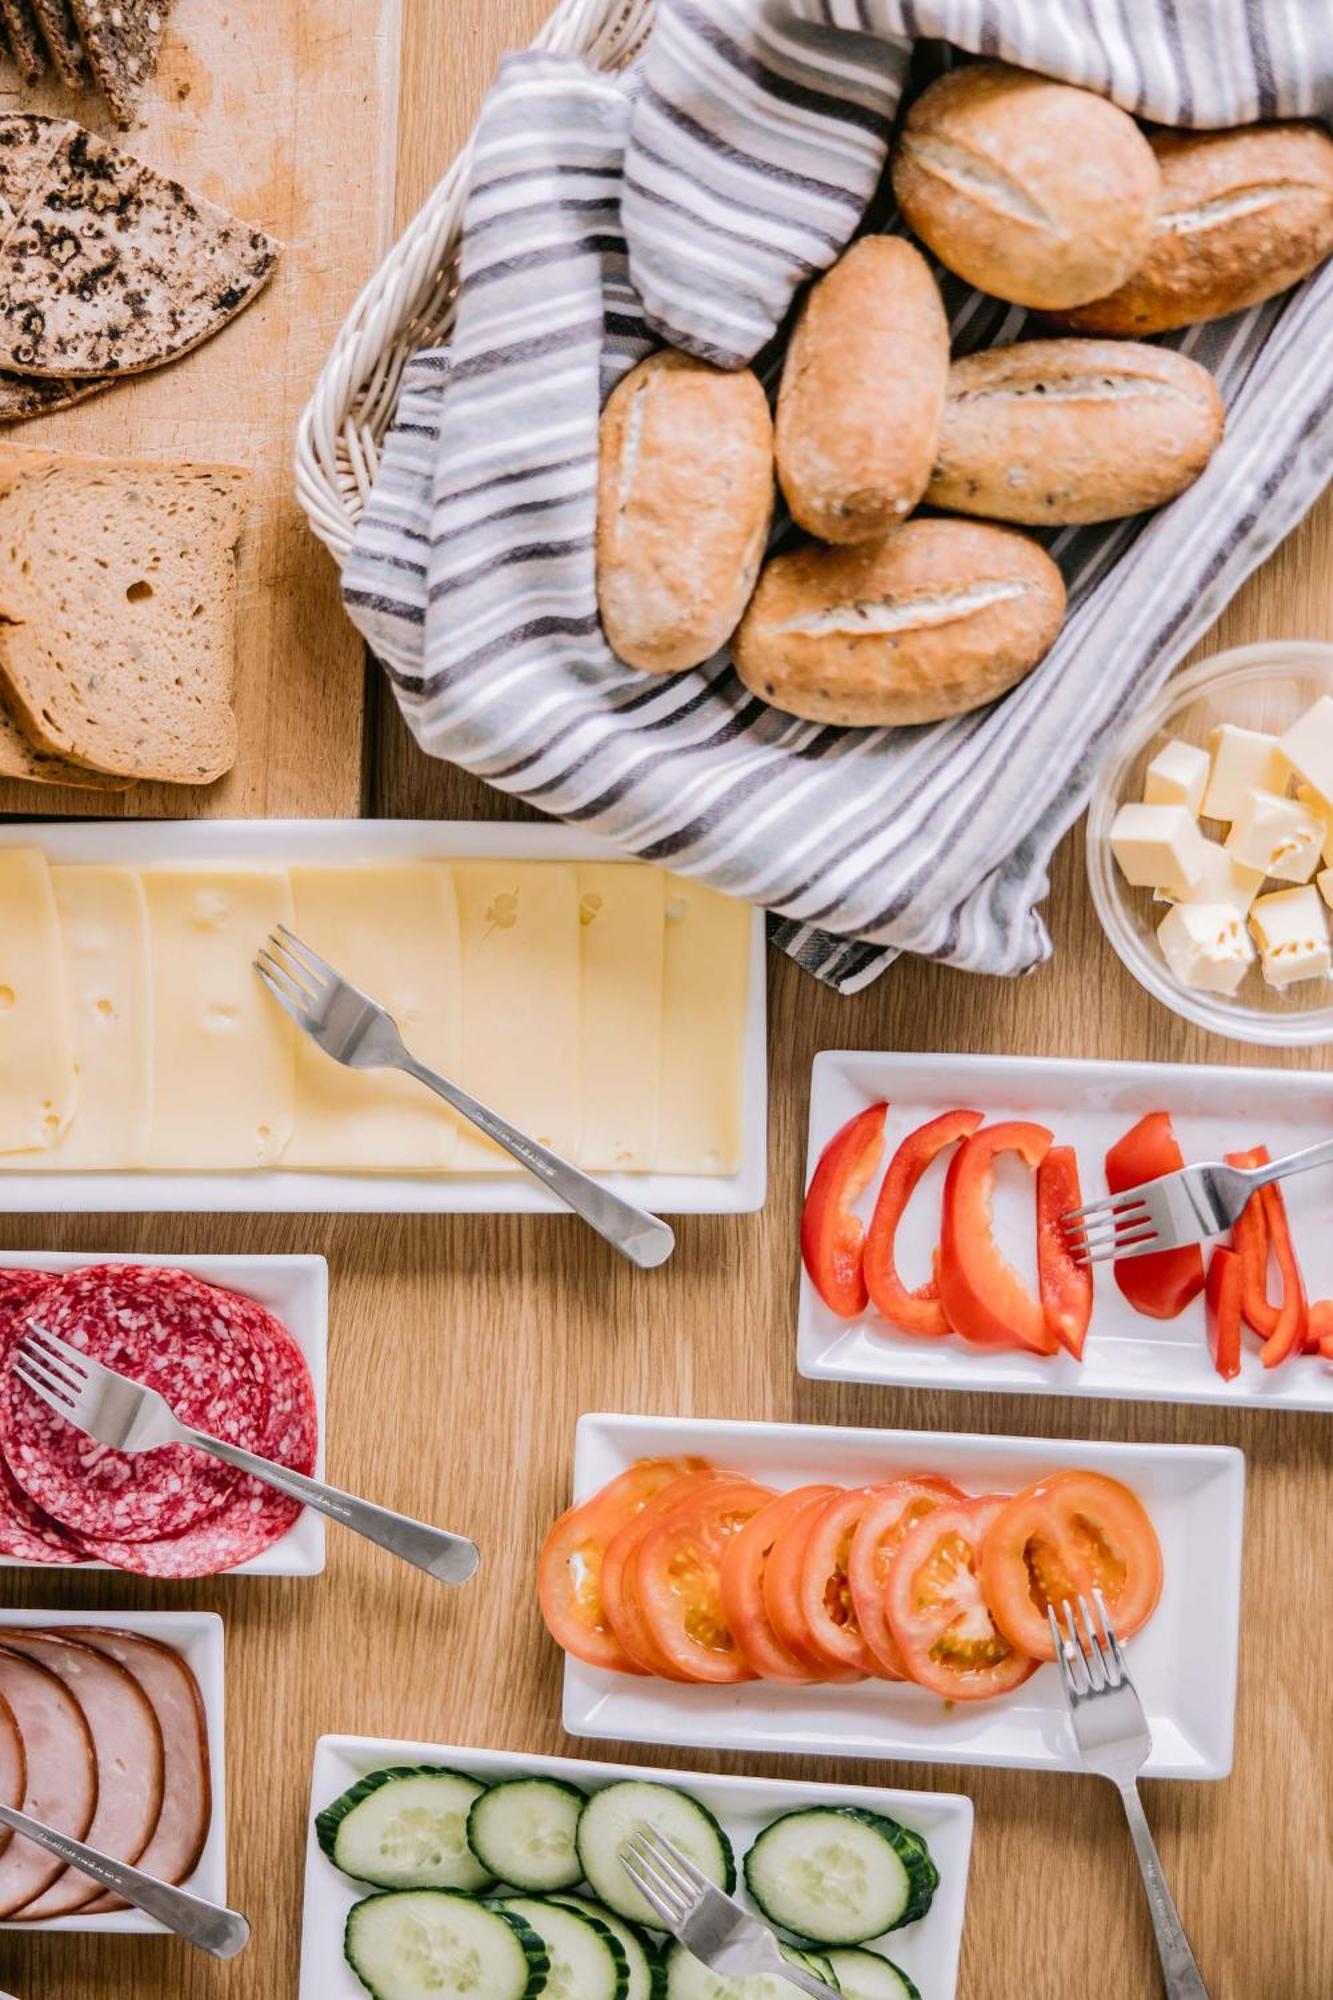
[0,1608,225,1935]
[800,1050,1333,1410]
[0,821,766,1216]
[299,1734,973,2000]
[563,1414,1244,1779]
[0,1251,327,1576]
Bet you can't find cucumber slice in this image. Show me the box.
[743,1808,936,1944]
[577,1782,735,1927]
[469,1778,586,1892]
[663,1940,840,1997]
[318,1767,493,1891]
[344,1890,547,2000]
[498,1894,629,2000]
[824,1950,922,2000]
[550,1894,667,2000]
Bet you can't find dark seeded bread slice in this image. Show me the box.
[0,447,249,783]
[0,0,47,82]
[69,0,169,125]
[33,0,87,87]
[0,113,77,239]
[0,123,281,377]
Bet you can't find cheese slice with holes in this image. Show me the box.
[454,862,581,1171]
[0,848,76,1153]
[143,868,295,1170]
[656,876,750,1175]
[283,863,462,1171]
[577,863,664,1171]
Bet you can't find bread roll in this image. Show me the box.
[928,339,1224,526]
[734,519,1065,728]
[1043,123,1333,336]
[890,63,1159,309]
[597,349,774,675]
[775,236,949,544]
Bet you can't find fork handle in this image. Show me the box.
[177,1429,480,1585]
[772,1963,841,1998]
[397,1054,676,1270]
[1117,1782,1210,1999]
[1245,1136,1333,1193]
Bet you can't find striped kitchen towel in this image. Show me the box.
[342,1,1333,992]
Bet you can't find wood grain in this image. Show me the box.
[2,4,1332,1998]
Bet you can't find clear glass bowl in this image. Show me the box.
[1086,639,1333,1047]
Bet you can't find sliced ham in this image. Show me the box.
[2,1632,164,1918]
[65,1629,211,1905]
[0,1647,97,1915]
[0,1690,25,1848]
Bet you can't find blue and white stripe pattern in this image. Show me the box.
[342,2,1333,991]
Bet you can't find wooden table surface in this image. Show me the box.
[3,4,1332,1996]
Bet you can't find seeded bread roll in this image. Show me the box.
[734,518,1065,728]
[598,349,774,675]
[928,339,1224,526]
[1043,123,1333,336]
[775,236,949,545]
[891,63,1160,310]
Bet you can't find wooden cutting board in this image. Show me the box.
[0,0,402,819]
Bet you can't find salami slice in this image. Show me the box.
[1,1265,269,1544]
[0,1272,87,1565]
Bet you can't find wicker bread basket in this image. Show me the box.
[295,0,654,564]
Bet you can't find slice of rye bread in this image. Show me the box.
[0,0,47,82]
[0,114,78,238]
[69,0,170,126]
[33,0,87,87]
[0,124,281,377]
[0,447,249,782]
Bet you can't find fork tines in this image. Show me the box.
[11,1319,86,1420]
[620,1825,706,1926]
[1059,1196,1158,1267]
[1047,1588,1129,1697]
[253,925,336,1028]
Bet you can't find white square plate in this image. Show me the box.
[0,1607,225,1935]
[799,1051,1333,1410]
[0,1251,327,1576]
[0,821,767,1216]
[299,1735,973,2000]
[562,1413,1245,1779]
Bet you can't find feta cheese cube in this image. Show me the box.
[1157,901,1255,995]
[1201,724,1288,821]
[1278,696,1333,803]
[1155,838,1264,916]
[1249,884,1332,987]
[1318,867,1333,910]
[1143,739,1210,815]
[1295,783,1333,867]
[1110,803,1210,889]
[1225,788,1322,882]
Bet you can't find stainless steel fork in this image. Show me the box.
[620,1825,839,1998]
[1062,1135,1333,1264]
[1048,1593,1209,2000]
[255,925,675,1270]
[12,1321,480,1585]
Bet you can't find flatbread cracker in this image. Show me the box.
[0,369,101,421]
[0,114,77,240]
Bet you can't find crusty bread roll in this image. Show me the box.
[890,63,1160,310]
[597,349,774,674]
[775,236,949,545]
[734,519,1066,728]
[1043,123,1333,336]
[927,339,1224,526]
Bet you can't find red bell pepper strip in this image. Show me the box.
[1205,1246,1243,1382]
[1104,1113,1204,1320]
[1036,1145,1093,1360]
[800,1103,887,1318]
[1309,1299,1333,1357]
[864,1109,984,1336]
[1225,1146,1308,1366]
[1226,1149,1277,1336]
[938,1120,1058,1354]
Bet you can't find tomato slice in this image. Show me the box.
[884,1495,1037,1701]
[601,1468,726,1678]
[790,1487,900,1677]
[634,1478,774,1684]
[980,1470,1164,1663]
[801,1103,887,1317]
[1106,1113,1204,1319]
[1206,1246,1242,1382]
[938,1121,1057,1353]
[1036,1144,1092,1360]
[762,1490,866,1683]
[846,1476,963,1679]
[864,1110,984,1336]
[719,1485,841,1683]
[537,1457,708,1672]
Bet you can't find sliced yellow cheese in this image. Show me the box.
[454,861,581,1171]
[284,863,462,1171]
[29,866,151,1169]
[0,847,76,1153]
[143,868,295,1170]
[656,875,750,1175]
[577,863,664,1171]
